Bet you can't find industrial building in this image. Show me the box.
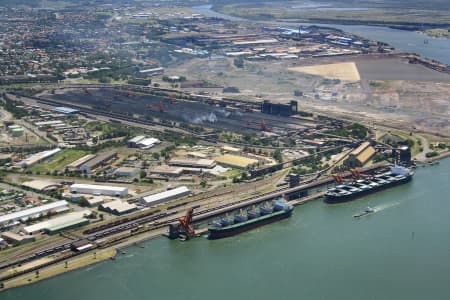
[99,200,137,215]
[113,167,140,177]
[128,136,161,149]
[22,210,92,235]
[149,166,184,177]
[0,200,69,226]
[79,151,117,174]
[127,135,146,148]
[261,100,298,116]
[214,154,258,170]
[66,154,96,171]
[17,148,62,168]
[53,107,80,115]
[344,142,376,167]
[140,186,191,207]
[168,158,216,169]
[70,183,128,197]
[22,180,62,192]
[1,232,35,245]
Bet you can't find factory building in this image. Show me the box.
[99,200,137,215]
[53,107,80,115]
[261,100,298,116]
[22,210,92,235]
[344,141,376,167]
[168,158,216,169]
[113,167,140,177]
[140,186,191,207]
[149,166,184,177]
[127,136,160,149]
[0,200,69,226]
[214,154,258,170]
[66,154,96,171]
[22,180,62,192]
[17,148,62,168]
[1,232,35,246]
[393,145,412,167]
[79,151,117,174]
[70,183,128,197]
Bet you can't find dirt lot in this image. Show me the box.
[168,55,450,138]
[289,62,361,81]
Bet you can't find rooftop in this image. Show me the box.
[214,154,258,168]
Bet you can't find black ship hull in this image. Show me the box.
[208,209,292,240]
[325,175,412,204]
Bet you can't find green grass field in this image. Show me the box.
[30,149,89,173]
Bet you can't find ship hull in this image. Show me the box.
[208,209,292,240]
[325,175,412,204]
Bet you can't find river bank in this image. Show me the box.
[193,5,450,65]
[3,157,449,300]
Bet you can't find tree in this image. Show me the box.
[140,170,147,179]
[200,180,207,188]
[272,149,282,163]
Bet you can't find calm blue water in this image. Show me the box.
[193,5,450,65]
[3,159,450,299]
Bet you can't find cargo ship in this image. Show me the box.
[208,199,293,240]
[325,165,414,204]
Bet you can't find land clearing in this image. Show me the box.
[289,62,361,81]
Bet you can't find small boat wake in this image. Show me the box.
[353,201,401,218]
[373,201,401,212]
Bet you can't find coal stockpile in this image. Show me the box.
[45,88,314,133]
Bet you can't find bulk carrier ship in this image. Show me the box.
[208,199,293,240]
[325,165,414,203]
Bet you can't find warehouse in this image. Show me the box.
[1,232,35,246]
[80,151,117,174]
[22,210,92,235]
[136,137,160,149]
[0,200,69,226]
[168,158,216,169]
[53,107,80,115]
[22,180,62,192]
[99,200,137,215]
[149,166,184,177]
[17,148,62,168]
[214,154,258,169]
[141,186,190,207]
[66,154,96,171]
[127,135,146,148]
[113,167,140,177]
[70,183,128,197]
[344,141,376,167]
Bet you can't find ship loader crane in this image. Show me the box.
[177,207,195,240]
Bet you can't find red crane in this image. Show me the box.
[246,120,272,132]
[332,173,354,184]
[126,92,134,97]
[350,168,372,179]
[146,101,168,112]
[178,207,195,238]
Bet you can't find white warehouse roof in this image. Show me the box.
[23,210,92,234]
[0,200,69,225]
[141,186,190,206]
[70,184,128,195]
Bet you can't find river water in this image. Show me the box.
[193,5,450,65]
[3,159,450,299]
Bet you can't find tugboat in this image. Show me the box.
[353,206,375,218]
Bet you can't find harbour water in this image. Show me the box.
[3,159,450,299]
[193,5,450,65]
